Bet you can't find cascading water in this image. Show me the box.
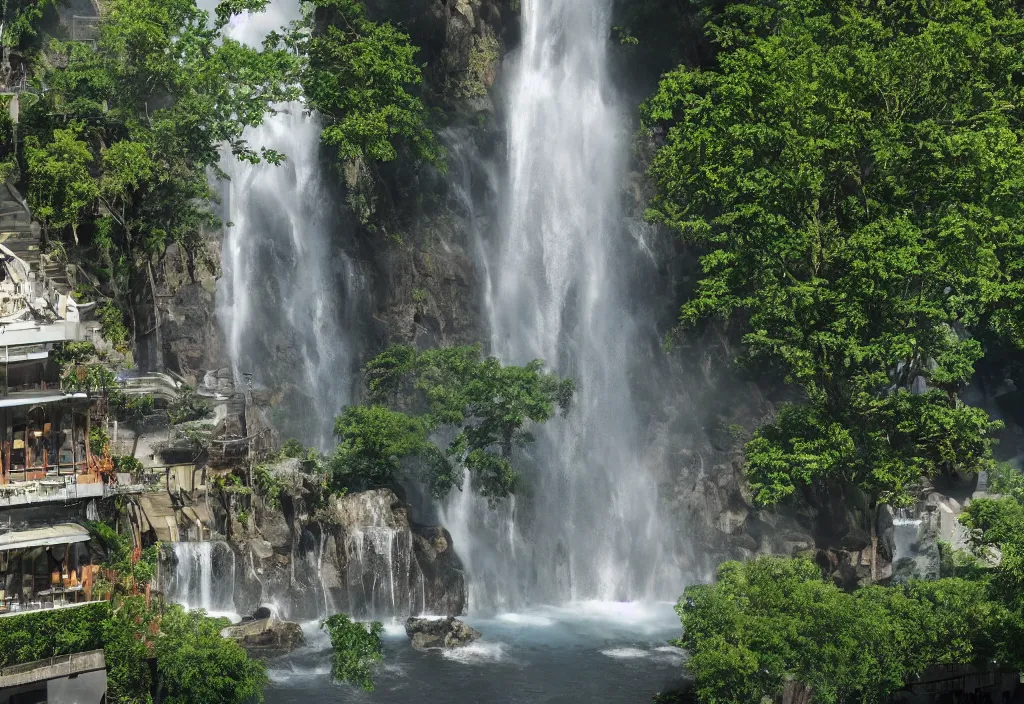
[164,541,239,620]
[892,508,922,561]
[443,0,683,611]
[214,2,362,450]
[340,491,419,619]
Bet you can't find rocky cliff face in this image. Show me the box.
[220,460,467,621]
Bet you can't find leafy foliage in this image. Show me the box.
[16,0,298,340]
[331,344,574,500]
[88,521,158,597]
[678,557,996,704]
[0,0,61,50]
[642,0,1024,506]
[287,0,440,165]
[321,614,384,691]
[0,601,109,667]
[155,605,269,704]
[167,386,213,425]
[102,596,155,704]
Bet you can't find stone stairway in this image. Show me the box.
[0,182,72,294]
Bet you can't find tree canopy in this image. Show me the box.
[678,556,998,704]
[12,0,297,340]
[286,0,441,166]
[330,344,574,500]
[642,0,1024,506]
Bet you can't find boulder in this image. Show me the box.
[221,617,305,658]
[404,616,480,650]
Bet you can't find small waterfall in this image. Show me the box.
[892,508,923,561]
[164,541,239,620]
[315,529,337,618]
[340,492,416,620]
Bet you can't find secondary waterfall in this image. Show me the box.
[443,0,682,610]
[214,2,361,450]
[892,508,922,562]
[164,541,239,620]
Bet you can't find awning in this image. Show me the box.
[0,392,88,409]
[0,523,91,551]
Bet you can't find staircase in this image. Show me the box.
[0,182,72,294]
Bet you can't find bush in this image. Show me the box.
[99,302,130,351]
[155,605,268,704]
[90,425,110,454]
[321,614,383,691]
[0,602,109,667]
[113,455,144,476]
[167,386,213,425]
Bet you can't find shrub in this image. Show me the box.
[321,614,383,690]
[0,602,109,667]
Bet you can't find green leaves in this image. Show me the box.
[0,602,109,668]
[643,0,1024,505]
[331,344,574,501]
[155,605,269,704]
[23,122,99,241]
[290,0,441,166]
[678,557,997,704]
[321,614,384,691]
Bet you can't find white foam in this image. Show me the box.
[203,610,241,624]
[535,600,679,633]
[266,663,331,683]
[652,646,687,664]
[440,641,505,664]
[495,612,556,627]
[600,647,648,660]
[382,620,409,638]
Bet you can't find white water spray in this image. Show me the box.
[443,0,683,611]
[214,1,361,450]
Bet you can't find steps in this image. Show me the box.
[0,182,71,295]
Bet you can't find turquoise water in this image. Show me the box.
[263,602,688,703]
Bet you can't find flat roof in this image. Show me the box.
[0,523,91,551]
[0,392,88,409]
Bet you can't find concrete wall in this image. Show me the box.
[0,650,106,704]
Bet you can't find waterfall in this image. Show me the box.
[892,508,922,561]
[164,541,239,620]
[442,0,682,611]
[340,491,416,620]
[213,1,362,450]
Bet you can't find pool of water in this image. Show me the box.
[263,602,689,703]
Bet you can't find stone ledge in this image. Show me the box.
[0,649,106,688]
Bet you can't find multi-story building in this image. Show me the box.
[0,181,115,615]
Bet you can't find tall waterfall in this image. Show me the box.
[443,0,682,611]
[214,2,361,450]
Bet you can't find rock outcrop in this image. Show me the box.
[221,617,305,658]
[219,461,467,621]
[404,616,481,649]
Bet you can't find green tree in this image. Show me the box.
[154,605,269,704]
[288,0,440,166]
[642,0,1023,507]
[0,0,62,49]
[677,556,994,704]
[102,596,154,704]
[331,344,574,500]
[321,614,384,691]
[962,493,1024,669]
[23,122,98,244]
[19,0,298,339]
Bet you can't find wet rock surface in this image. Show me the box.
[404,616,481,650]
[221,617,305,658]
